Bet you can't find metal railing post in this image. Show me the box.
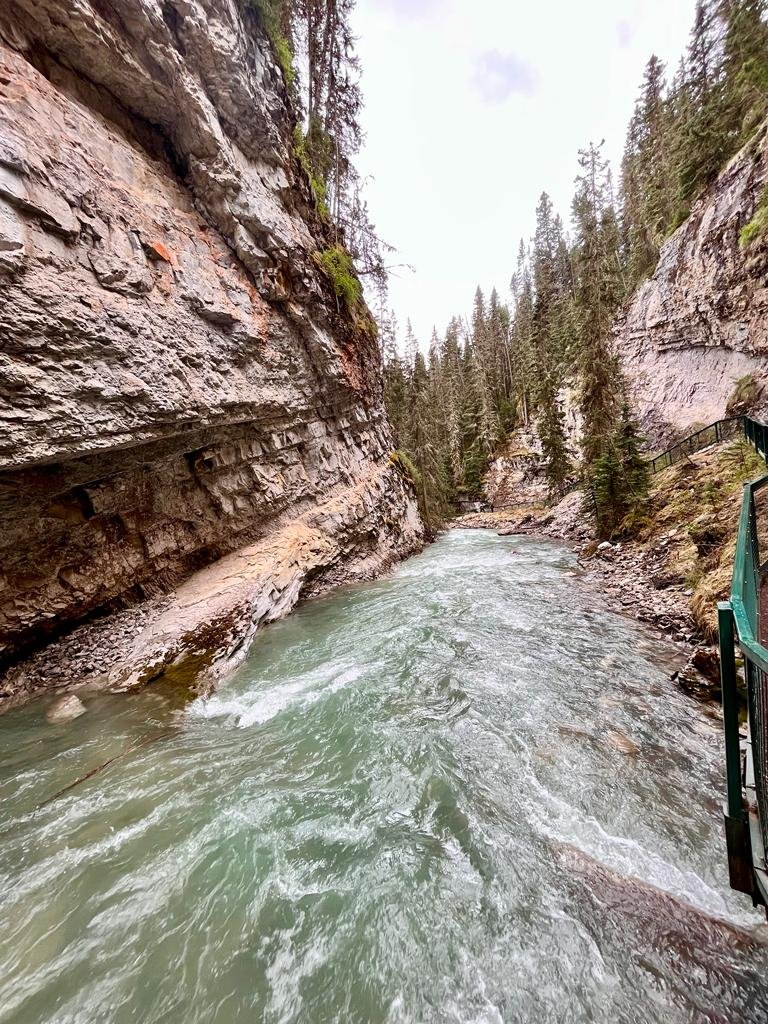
[719,602,754,895]
[720,604,744,820]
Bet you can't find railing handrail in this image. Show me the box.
[720,417,768,909]
[647,416,744,474]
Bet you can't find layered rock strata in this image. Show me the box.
[616,122,768,444]
[0,0,423,707]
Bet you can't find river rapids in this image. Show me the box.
[1,530,767,1023]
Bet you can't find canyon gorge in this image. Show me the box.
[0,0,423,709]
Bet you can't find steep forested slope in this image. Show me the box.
[383,0,768,538]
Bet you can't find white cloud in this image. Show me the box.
[617,18,634,48]
[473,49,538,102]
[372,0,443,15]
[352,0,696,347]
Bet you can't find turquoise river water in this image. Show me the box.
[1,530,768,1023]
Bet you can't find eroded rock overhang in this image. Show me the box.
[0,0,424,705]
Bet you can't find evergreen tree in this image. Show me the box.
[678,0,731,206]
[619,0,767,253]
[440,318,465,486]
[382,310,407,443]
[531,193,572,494]
[616,400,650,502]
[406,350,452,529]
[571,142,649,533]
[591,401,649,536]
[510,241,535,426]
[572,143,624,470]
[721,0,768,136]
[403,319,419,374]
[621,56,674,283]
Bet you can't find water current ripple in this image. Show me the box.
[1,530,767,1023]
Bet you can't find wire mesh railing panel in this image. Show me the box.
[746,417,768,461]
[721,420,768,903]
[648,417,743,475]
[748,658,768,856]
[745,491,760,636]
[755,487,768,581]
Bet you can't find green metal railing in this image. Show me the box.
[744,417,768,462]
[720,416,768,907]
[648,416,743,474]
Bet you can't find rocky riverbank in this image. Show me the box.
[450,504,715,697]
[0,463,424,714]
[451,438,764,700]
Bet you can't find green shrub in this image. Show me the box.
[314,245,362,310]
[293,126,330,220]
[726,373,760,415]
[273,34,295,89]
[389,450,421,487]
[688,515,728,555]
[245,0,294,90]
[740,184,768,248]
[718,438,765,482]
[667,205,691,236]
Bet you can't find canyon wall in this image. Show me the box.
[617,122,768,446]
[0,0,423,705]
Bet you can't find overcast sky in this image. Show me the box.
[352,0,696,345]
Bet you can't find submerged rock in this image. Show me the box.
[46,694,87,722]
[605,730,640,755]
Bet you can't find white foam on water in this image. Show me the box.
[188,662,366,729]
[525,770,758,928]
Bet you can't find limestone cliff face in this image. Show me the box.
[617,123,768,445]
[0,0,423,700]
[484,430,548,511]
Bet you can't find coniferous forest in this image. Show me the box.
[382,0,768,536]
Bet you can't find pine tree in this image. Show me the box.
[721,0,768,136]
[510,241,535,426]
[469,288,502,455]
[537,385,571,497]
[407,350,452,529]
[678,0,731,206]
[403,319,419,374]
[621,56,675,283]
[570,142,651,534]
[530,193,572,494]
[591,401,649,536]
[487,291,515,428]
[382,310,407,443]
[572,143,624,470]
[440,318,465,486]
[591,446,626,537]
[616,399,649,502]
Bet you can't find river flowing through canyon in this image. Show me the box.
[1,530,768,1023]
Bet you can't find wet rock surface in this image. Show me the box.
[573,538,719,695]
[45,693,87,723]
[0,2,423,708]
